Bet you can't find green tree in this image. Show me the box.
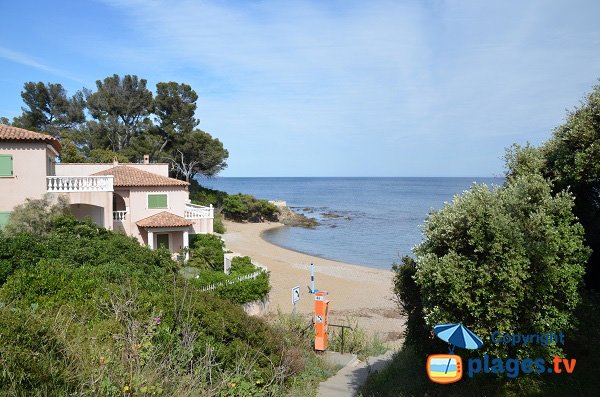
[12,82,85,136]
[59,140,87,163]
[86,74,154,152]
[88,148,129,163]
[164,129,228,182]
[155,81,199,135]
[411,174,590,359]
[539,83,600,287]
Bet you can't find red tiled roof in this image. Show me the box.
[136,211,193,228]
[92,165,189,187]
[0,124,62,152]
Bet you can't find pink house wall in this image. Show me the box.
[114,186,190,243]
[0,141,58,212]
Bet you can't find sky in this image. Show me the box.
[0,0,599,177]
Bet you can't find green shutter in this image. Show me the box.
[0,212,11,228]
[0,155,13,177]
[148,194,168,209]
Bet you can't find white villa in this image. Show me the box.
[0,124,213,258]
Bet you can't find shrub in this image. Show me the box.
[391,256,435,354]
[4,194,69,236]
[189,257,271,304]
[189,233,225,271]
[412,174,590,360]
[0,308,77,396]
[189,180,229,207]
[222,194,278,222]
[213,212,226,234]
[0,215,310,395]
[214,271,271,304]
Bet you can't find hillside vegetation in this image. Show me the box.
[0,215,330,396]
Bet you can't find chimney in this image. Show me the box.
[113,157,119,166]
[143,154,150,164]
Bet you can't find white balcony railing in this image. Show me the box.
[184,203,214,219]
[47,176,114,192]
[113,210,127,221]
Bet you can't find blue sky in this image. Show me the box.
[1,0,599,177]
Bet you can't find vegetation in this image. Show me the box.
[0,214,325,396]
[362,81,600,396]
[327,318,387,360]
[5,76,229,181]
[222,193,279,222]
[4,194,69,236]
[416,173,588,359]
[190,180,229,207]
[188,233,226,271]
[213,212,226,234]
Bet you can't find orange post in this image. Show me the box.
[314,291,330,351]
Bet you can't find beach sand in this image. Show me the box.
[221,221,405,344]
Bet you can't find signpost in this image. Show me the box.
[291,285,301,319]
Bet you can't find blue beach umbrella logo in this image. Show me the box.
[434,323,483,352]
[426,323,483,384]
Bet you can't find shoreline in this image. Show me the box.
[221,220,405,343]
[259,226,372,270]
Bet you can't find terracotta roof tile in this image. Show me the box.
[136,211,193,228]
[92,165,189,187]
[0,124,62,152]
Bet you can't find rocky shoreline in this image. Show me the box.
[276,204,319,228]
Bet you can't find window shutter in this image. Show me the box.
[0,212,10,228]
[148,194,168,209]
[0,155,13,176]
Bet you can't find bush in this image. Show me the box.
[391,256,436,354]
[188,233,225,271]
[213,212,226,234]
[0,308,77,396]
[222,194,278,223]
[189,257,271,304]
[412,174,590,360]
[0,215,310,395]
[189,180,229,207]
[4,194,69,236]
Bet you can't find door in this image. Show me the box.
[156,233,170,250]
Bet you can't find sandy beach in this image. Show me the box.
[221,220,405,343]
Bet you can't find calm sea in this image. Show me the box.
[197,177,504,270]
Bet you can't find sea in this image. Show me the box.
[196,177,504,270]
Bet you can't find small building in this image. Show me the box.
[0,124,213,259]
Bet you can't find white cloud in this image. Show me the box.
[0,46,86,84]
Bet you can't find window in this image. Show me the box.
[0,155,13,177]
[148,193,168,209]
[0,212,10,228]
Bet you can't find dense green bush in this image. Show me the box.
[413,174,589,360]
[188,233,225,271]
[189,256,271,304]
[0,215,311,396]
[0,308,77,396]
[222,194,278,222]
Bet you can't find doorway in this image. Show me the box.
[156,233,170,250]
